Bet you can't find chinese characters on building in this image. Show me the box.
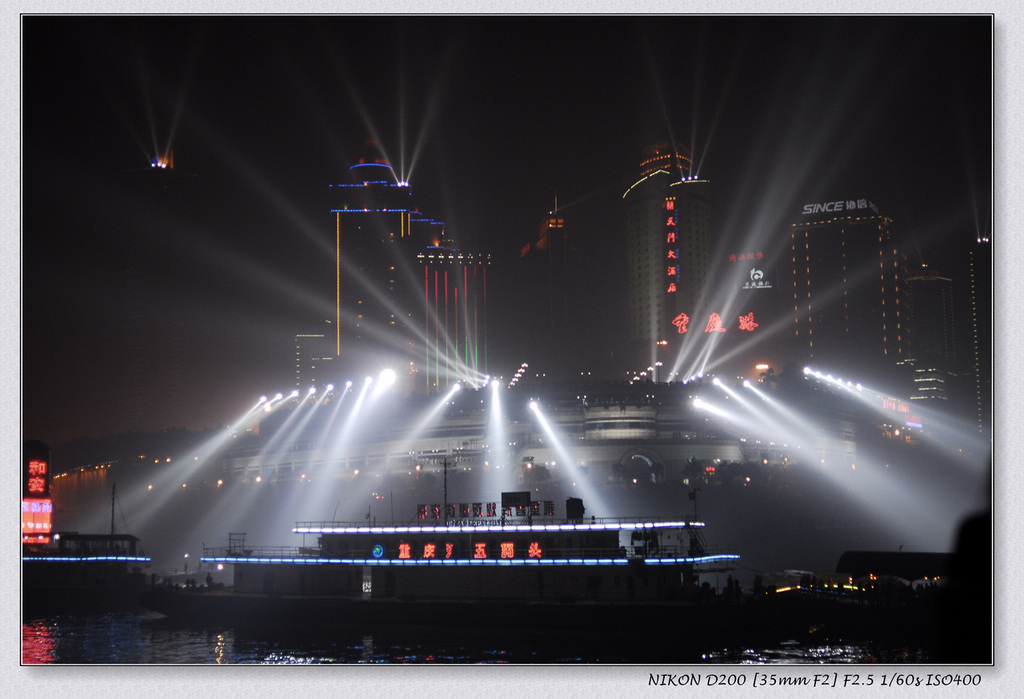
[671,311,760,334]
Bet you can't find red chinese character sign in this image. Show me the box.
[23,441,52,544]
[24,441,50,499]
[664,199,680,292]
[704,313,726,333]
[670,312,760,336]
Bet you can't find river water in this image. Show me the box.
[22,610,931,665]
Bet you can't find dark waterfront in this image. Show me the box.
[22,596,946,665]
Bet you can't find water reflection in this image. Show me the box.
[22,611,934,664]
[21,620,55,664]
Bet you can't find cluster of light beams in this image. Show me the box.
[528,401,608,516]
[696,367,986,548]
[388,382,463,461]
[803,367,990,475]
[483,379,513,497]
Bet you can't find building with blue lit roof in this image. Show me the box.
[328,140,489,392]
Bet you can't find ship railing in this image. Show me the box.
[293,515,705,530]
[202,545,314,558]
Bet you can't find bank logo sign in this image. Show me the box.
[801,198,878,216]
[742,267,774,291]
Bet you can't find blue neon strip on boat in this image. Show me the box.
[199,555,737,566]
[23,556,152,563]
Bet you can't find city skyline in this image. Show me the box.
[22,15,991,449]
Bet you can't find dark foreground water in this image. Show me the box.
[22,610,934,664]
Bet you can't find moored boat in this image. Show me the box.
[141,491,740,627]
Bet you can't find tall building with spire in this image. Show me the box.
[622,142,711,377]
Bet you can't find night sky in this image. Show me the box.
[21,15,992,449]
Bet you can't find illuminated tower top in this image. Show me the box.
[623,142,711,376]
[638,142,692,179]
[350,139,401,185]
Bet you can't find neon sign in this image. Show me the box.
[671,312,760,334]
[22,498,53,544]
[369,540,546,561]
[665,199,680,292]
[704,313,726,333]
[418,501,554,521]
[728,252,764,262]
[801,198,878,216]
[26,459,49,496]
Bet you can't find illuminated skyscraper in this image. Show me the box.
[416,247,490,392]
[903,264,956,403]
[328,140,489,391]
[788,198,908,379]
[622,143,711,376]
[967,239,992,434]
[294,328,334,390]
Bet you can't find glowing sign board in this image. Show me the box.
[23,440,52,543]
[418,500,554,522]
[22,498,53,544]
[24,441,51,499]
[671,312,761,335]
[801,198,879,216]
[742,267,775,291]
[665,199,680,292]
[728,252,764,262]
[881,397,923,429]
[370,539,544,561]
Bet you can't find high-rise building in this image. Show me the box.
[788,198,908,380]
[294,329,335,390]
[903,264,956,403]
[622,143,711,377]
[513,205,578,358]
[327,140,488,392]
[416,247,490,392]
[967,239,992,434]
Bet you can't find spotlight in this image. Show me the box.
[379,369,397,389]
